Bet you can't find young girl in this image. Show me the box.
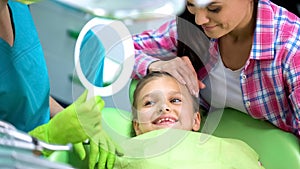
[114,72,264,169]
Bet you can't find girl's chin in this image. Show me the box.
[154,123,177,129]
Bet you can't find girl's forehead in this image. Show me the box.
[140,76,188,95]
[147,76,181,88]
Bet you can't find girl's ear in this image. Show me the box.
[192,112,201,131]
[133,120,142,136]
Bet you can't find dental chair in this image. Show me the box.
[48,79,299,169]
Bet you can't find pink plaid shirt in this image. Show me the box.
[132,0,300,137]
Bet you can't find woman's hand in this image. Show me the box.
[148,56,205,97]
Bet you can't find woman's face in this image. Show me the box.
[186,0,254,38]
[133,76,200,135]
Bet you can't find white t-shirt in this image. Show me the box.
[200,55,247,113]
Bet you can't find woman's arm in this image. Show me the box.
[132,19,204,96]
[0,0,14,46]
[132,19,178,79]
[49,96,64,118]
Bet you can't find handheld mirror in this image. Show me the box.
[74,17,134,111]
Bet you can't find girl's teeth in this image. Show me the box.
[157,118,175,123]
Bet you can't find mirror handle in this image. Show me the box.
[68,74,83,87]
[67,29,80,40]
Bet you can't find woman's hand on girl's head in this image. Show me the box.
[148,56,204,97]
[181,56,206,90]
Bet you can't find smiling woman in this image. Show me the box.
[132,0,300,138]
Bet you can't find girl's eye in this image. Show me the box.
[171,98,181,103]
[144,101,155,106]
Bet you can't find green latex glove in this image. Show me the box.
[29,90,104,155]
[73,129,123,169]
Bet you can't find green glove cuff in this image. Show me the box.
[28,123,55,157]
[29,91,104,158]
[29,104,88,145]
[29,90,104,144]
[28,122,50,143]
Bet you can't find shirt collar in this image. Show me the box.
[251,0,275,60]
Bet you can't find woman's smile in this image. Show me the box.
[202,24,217,31]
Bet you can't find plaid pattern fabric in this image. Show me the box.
[246,0,300,136]
[132,19,178,79]
[132,0,300,137]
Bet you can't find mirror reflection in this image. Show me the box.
[74,17,134,109]
[79,25,124,88]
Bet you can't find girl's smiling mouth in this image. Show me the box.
[152,116,178,125]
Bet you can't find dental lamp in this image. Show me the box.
[56,0,187,20]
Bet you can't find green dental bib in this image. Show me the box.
[114,128,264,169]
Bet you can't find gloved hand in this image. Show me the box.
[29,90,104,156]
[73,129,122,169]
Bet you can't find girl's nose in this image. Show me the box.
[159,104,171,113]
[194,9,209,25]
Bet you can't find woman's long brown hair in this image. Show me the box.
[176,7,210,72]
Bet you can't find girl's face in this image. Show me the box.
[133,76,201,135]
[186,0,254,38]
